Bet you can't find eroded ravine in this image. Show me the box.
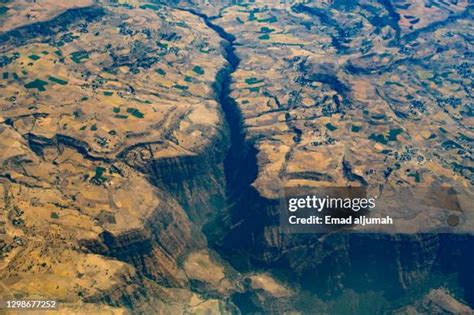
[183,9,258,193]
[0,4,245,312]
[178,5,474,313]
[179,9,261,244]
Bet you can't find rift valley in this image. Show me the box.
[0,0,473,314]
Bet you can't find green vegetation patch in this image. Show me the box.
[70,51,89,63]
[50,212,60,219]
[113,107,121,113]
[24,79,48,91]
[351,125,362,132]
[157,42,168,49]
[92,166,107,185]
[245,77,264,85]
[258,34,270,40]
[0,7,9,15]
[258,16,278,23]
[388,128,403,141]
[458,133,473,142]
[442,140,463,150]
[156,68,166,76]
[192,65,205,75]
[103,91,113,96]
[90,124,98,131]
[369,129,402,144]
[325,123,337,131]
[174,84,189,91]
[260,26,275,33]
[369,133,388,145]
[114,114,128,119]
[2,72,8,80]
[48,76,68,85]
[94,166,105,177]
[371,113,386,120]
[126,108,144,118]
[59,33,79,46]
[385,81,404,87]
[28,54,40,61]
[135,98,151,104]
[140,3,161,10]
[451,162,474,175]
[236,2,251,7]
[184,76,192,82]
[408,171,421,183]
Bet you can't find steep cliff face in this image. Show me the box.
[119,138,228,223]
[179,2,474,313]
[0,5,105,45]
[83,264,231,314]
[0,2,234,312]
[209,189,474,311]
[82,195,203,287]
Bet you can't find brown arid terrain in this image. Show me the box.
[0,1,235,313]
[0,0,473,314]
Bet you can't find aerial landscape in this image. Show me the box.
[0,0,472,314]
